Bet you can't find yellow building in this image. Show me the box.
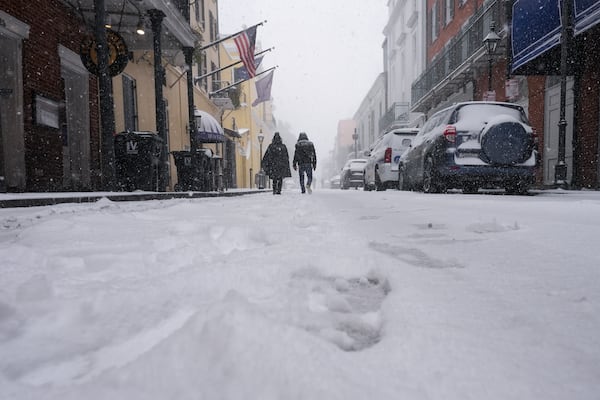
[219,40,276,189]
[111,0,226,191]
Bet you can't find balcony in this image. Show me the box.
[379,101,411,133]
[411,0,505,113]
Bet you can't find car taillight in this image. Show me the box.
[443,125,456,143]
[384,147,392,163]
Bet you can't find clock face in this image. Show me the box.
[80,29,129,77]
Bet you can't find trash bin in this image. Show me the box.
[114,131,163,191]
[172,149,212,191]
[256,168,266,189]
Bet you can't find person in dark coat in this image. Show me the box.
[292,132,317,194]
[261,132,292,195]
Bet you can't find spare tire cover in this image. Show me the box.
[480,121,532,165]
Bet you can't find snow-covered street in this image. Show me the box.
[1,189,599,399]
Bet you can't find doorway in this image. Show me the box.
[0,12,28,191]
[544,76,574,186]
[59,45,91,190]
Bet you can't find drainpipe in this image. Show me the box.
[149,9,167,191]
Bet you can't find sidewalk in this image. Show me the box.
[0,189,268,209]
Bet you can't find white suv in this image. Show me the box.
[363,127,419,191]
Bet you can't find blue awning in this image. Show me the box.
[511,0,600,74]
[575,0,600,34]
[193,109,226,143]
[511,0,562,74]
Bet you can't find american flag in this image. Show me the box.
[233,26,257,78]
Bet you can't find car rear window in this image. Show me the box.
[454,104,527,130]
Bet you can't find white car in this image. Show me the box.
[340,159,367,189]
[363,127,419,191]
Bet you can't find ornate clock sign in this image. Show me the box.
[80,29,129,77]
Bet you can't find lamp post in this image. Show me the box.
[555,0,573,187]
[352,128,358,158]
[258,130,265,167]
[257,130,265,189]
[483,21,501,94]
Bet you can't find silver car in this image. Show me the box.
[363,127,419,191]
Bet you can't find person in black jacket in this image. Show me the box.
[292,132,317,194]
[261,132,292,195]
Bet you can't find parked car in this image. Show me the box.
[340,159,367,189]
[329,174,341,189]
[363,127,419,191]
[398,101,538,195]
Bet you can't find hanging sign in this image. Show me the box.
[80,29,129,77]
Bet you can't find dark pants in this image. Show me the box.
[272,177,283,194]
[298,164,313,192]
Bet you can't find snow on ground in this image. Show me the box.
[0,188,599,399]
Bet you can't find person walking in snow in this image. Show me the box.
[292,132,317,194]
[261,132,292,195]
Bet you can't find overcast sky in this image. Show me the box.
[218,0,387,159]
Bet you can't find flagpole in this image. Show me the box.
[199,20,267,51]
[209,66,277,97]
[193,48,274,85]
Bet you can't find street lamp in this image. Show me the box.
[352,128,358,158]
[257,130,265,166]
[483,21,501,93]
[257,130,265,189]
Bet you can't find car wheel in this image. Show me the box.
[375,170,385,191]
[422,157,444,193]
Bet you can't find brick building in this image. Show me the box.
[412,0,600,188]
[1,0,101,191]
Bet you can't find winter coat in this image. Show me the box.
[293,132,317,168]
[262,134,292,178]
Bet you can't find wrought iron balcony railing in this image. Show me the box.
[411,0,505,113]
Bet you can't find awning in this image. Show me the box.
[575,0,600,34]
[193,109,225,143]
[511,0,600,75]
[224,128,241,139]
[511,0,562,74]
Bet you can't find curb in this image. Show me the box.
[0,190,269,209]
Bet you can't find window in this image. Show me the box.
[195,0,205,25]
[445,0,454,25]
[201,53,208,92]
[431,2,438,42]
[122,75,138,131]
[209,11,215,42]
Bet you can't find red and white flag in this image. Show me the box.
[233,26,257,77]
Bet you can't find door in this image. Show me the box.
[0,33,27,190]
[60,46,91,190]
[544,77,574,185]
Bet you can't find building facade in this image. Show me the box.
[1,1,101,192]
[381,0,427,132]
[0,0,251,192]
